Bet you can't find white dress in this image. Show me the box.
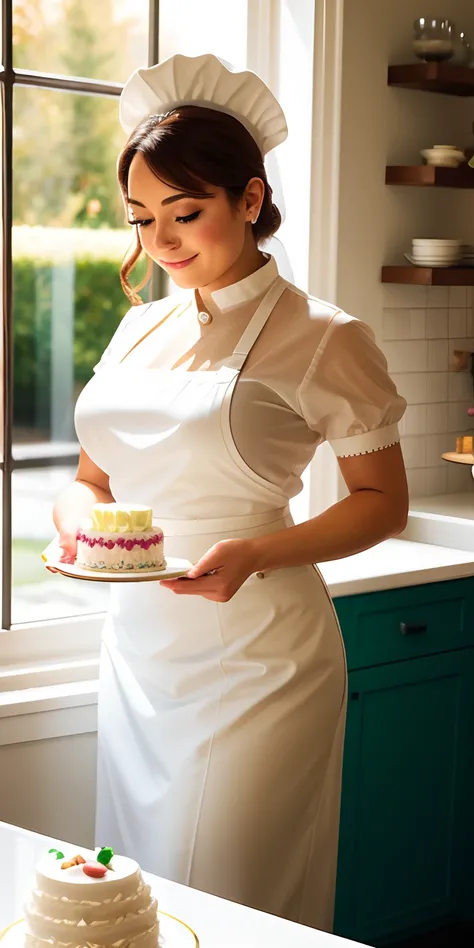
[74,258,405,932]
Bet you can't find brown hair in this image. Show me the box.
[117,106,281,304]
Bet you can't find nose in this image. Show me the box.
[152,220,180,254]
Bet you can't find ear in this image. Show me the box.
[244,177,265,224]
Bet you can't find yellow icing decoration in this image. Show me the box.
[91,503,152,533]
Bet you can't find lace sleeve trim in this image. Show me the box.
[329,423,401,458]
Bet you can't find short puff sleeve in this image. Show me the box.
[297,313,406,457]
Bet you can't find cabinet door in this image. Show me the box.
[334,649,474,946]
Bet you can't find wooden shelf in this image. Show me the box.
[388,62,474,96]
[381,266,474,285]
[386,165,474,187]
[442,451,474,465]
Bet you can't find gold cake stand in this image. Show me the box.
[0,914,199,947]
[442,451,474,465]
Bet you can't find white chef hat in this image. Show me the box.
[119,53,288,157]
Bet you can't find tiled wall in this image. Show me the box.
[381,284,474,498]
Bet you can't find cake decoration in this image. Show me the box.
[61,853,86,869]
[48,848,64,860]
[97,845,114,866]
[76,502,165,573]
[82,860,108,878]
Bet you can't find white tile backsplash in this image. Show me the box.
[448,401,472,433]
[383,284,428,308]
[391,373,428,404]
[446,462,472,492]
[383,340,428,373]
[425,466,448,496]
[426,286,449,308]
[449,287,467,308]
[401,435,427,468]
[426,373,449,403]
[448,309,467,338]
[383,285,474,496]
[383,309,411,340]
[426,403,448,434]
[427,340,449,372]
[448,371,473,402]
[406,468,427,496]
[409,309,426,339]
[426,433,448,467]
[425,308,448,339]
[401,404,427,436]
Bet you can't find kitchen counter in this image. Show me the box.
[319,538,474,597]
[402,491,474,553]
[0,821,366,948]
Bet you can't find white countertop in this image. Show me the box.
[319,538,474,597]
[0,822,366,948]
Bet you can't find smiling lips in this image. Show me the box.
[159,254,198,270]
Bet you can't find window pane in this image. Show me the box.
[159,0,248,67]
[12,0,149,82]
[12,466,108,624]
[12,86,148,622]
[12,85,146,455]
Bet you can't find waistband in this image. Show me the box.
[156,506,291,537]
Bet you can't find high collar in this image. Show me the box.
[199,255,279,314]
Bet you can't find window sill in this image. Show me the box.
[0,611,102,747]
[0,677,99,746]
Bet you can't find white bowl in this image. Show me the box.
[412,251,460,259]
[412,238,461,246]
[411,256,461,265]
[411,249,460,258]
[421,147,466,167]
[404,253,459,268]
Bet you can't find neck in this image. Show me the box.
[199,240,266,306]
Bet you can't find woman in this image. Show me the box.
[52,54,408,931]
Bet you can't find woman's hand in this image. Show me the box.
[44,521,78,573]
[160,538,259,602]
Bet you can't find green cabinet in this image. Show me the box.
[333,578,474,947]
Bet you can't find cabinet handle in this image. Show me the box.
[400,622,427,636]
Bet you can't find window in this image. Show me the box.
[2,0,154,632]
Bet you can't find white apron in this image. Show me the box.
[74,277,347,932]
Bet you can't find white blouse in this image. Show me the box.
[93,257,406,500]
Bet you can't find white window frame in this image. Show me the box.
[1,0,346,709]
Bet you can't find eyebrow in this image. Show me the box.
[127,192,215,208]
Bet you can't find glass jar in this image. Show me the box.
[413,18,455,62]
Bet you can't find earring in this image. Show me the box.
[251,215,259,225]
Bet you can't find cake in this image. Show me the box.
[24,846,159,948]
[76,504,165,573]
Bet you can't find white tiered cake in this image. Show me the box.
[24,847,158,948]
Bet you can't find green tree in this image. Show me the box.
[60,0,128,228]
[12,0,133,229]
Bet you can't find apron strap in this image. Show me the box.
[230,277,288,369]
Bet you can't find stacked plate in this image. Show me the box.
[461,244,474,267]
[405,238,461,268]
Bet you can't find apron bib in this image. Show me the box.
[75,276,347,932]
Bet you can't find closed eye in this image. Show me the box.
[176,210,201,224]
[128,218,154,228]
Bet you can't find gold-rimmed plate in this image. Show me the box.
[44,557,192,583]
[0,914,199,947]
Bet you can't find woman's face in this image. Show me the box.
[127,154,260,291]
